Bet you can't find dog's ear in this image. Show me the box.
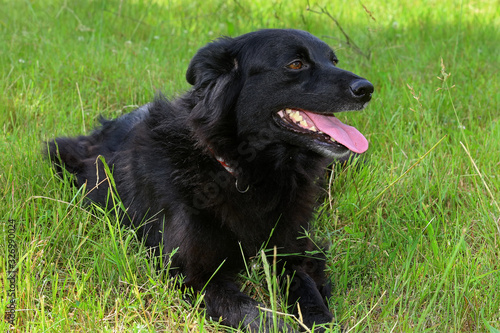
[185,37,243,153]
[186,37,238,87]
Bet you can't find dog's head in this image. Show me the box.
[186,29,373,161]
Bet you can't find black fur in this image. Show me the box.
[47,29,373,332]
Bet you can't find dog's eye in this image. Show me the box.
[287,61,304,70]
[332,59,339,66]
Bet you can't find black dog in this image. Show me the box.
[47,29,373,331]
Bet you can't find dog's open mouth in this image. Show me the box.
[275,108,368,154]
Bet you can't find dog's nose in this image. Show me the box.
[350,79,374,101]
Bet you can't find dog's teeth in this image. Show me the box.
[290,112,303,123]
[330,137,336,142]
[280,109,320,133]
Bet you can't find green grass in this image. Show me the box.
[1,0,499,331]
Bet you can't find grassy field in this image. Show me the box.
[1,0,499,331]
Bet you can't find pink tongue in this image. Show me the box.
[304,111,369,154]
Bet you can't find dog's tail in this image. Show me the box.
[46,136,91,177]
[46,104,151,185]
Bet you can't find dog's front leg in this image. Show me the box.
[204,276,292,332]
[286,268,334,331]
